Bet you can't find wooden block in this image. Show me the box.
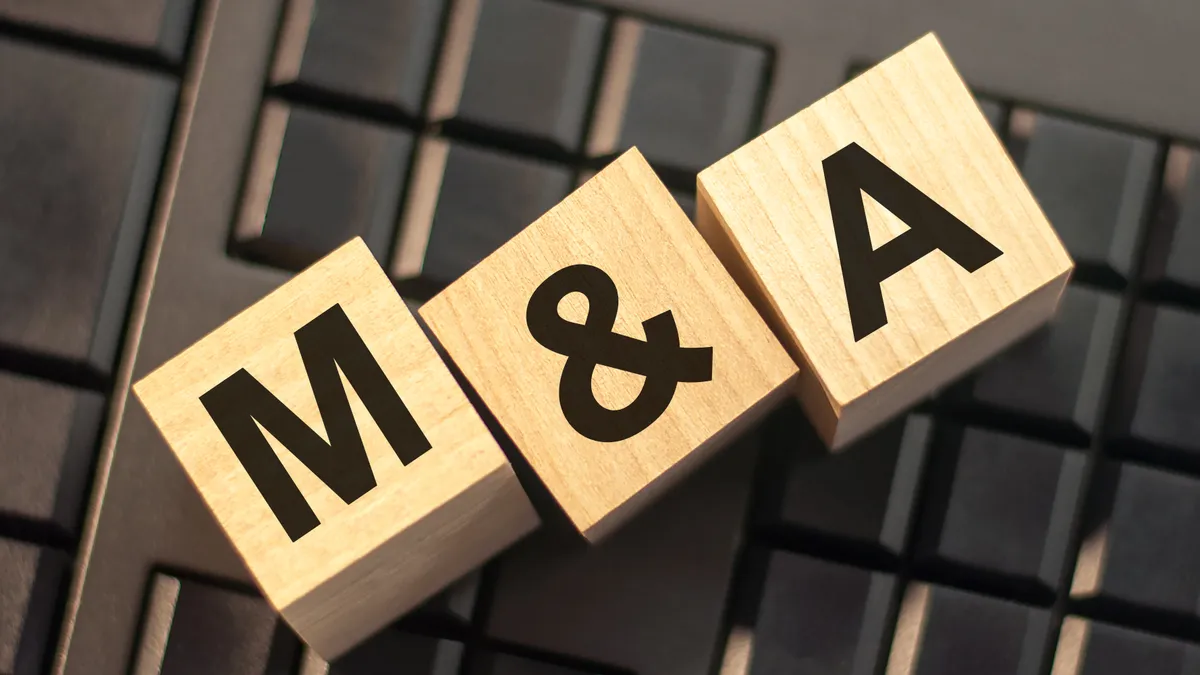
[420,148,797,542]
[696,32,1075,450]
[132,238,539,660]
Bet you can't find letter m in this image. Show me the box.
[199,304,431,542]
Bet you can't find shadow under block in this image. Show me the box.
[420,148,797,543]
[696,33,1075,450]
[131,238,539,660]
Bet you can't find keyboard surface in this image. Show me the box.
[0,0,1199,674]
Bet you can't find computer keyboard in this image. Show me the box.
[1,0,1199,673]
[0,37,175,384]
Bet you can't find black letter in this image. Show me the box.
[199,304,431,541]
[823,142,1003,341]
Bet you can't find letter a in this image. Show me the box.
[823,142,1003,341]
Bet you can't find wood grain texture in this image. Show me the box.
[696,32,1074,450]
[420,148,796,542]
[132,238,538,659]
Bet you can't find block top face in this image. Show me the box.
[697,33,1074,409]
[420,148,796,539]
[133,238,511,610]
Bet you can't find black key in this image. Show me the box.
[764,405,932,554]
[328,629,461,674]
[131,574,299,675]
[671,190,696,222]
[400,569,480,627]
[450,0,605,150]
[1051,617,1200,674]
[485,434,759,675]
[977,98,1007,134]
[469,651,608,675]
[393,140,571,294]
[1017,112,1159,281]
[234,102,413,271]
[0,0,194,61]
[0,40,175,376]
[1145,147,1200,294]
[0,372,104,536]
[723,551,894,675]
[969,284,1121,439]
[592,20,768,174]
[1071,461,1200,618]
[917,427,1084,592]
[1115,305,1200,457]
[0,539,66,675]
[886,583,1050,675]
[846,62,871,80]
[272,0,445,117]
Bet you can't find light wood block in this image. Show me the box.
[696,32,1074,450]
[132,238,539,660]
[420,148,797,542]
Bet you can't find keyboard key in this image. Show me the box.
[763,405,931,554]
[234,101,413,271]
[294,635,463,675]
[485,434,759,675]
[0,372,104,536]
[0,0,194,61]
[401,570,480,628]
[672,190,696,221]
[328,629,461,674]
[0,40,175,375]
[469,651,608,675]
[721,551,894,675]
[969,284,1121,438]
[1016,110,1159,280]
[1116,305,1200,458]
[1144,146,1200,294]
[846,62,871,79]
[272,0,445,117]
[917,427,1084,592]
[129,574,299,675]
[0,539,66,675]
[393,138,572,294]
[1072,462,1200,618]
[885,583,1050,675]
[1051,617,1200,675]
[439,0,605,150]
[978,98,1007,134]
[587,18,768,174]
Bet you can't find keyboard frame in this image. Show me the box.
[45,0,1200,673]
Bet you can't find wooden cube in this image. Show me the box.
[696,33,1074,450]
[420,148,796,542]
[132,238,539,659]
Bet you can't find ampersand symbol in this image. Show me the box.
[525,264,714,443]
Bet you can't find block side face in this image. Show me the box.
[133,238,516,608]
[795,366,840,448]
[281,461,538,659]
[695,181,811,371]
[422,148,796,534]
[698,34,1074,410]
[697,179,842,442]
